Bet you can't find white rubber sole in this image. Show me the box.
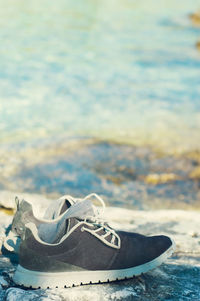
[13,241,175,289]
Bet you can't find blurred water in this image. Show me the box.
[0,0,200,152]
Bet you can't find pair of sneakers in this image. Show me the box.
[4,193,175,289]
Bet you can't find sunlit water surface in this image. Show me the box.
[0,0,200,152]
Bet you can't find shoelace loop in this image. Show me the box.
[79,194,120,249]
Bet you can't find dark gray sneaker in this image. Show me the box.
[13,197,175,288]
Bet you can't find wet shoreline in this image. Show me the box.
[0,138,199,210]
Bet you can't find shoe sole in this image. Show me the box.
[13,241,175,289]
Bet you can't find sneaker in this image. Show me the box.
[13,196,175,288]
[3,193,99,253]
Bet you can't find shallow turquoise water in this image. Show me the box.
[0,0,200,152]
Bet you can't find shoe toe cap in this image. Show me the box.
[148,235,173,259]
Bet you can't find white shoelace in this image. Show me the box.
[74,193,120,249]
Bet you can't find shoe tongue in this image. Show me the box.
[39,198,95,244]
[51,199,77,241]
[54,198,96,240]
[43,197,75,220]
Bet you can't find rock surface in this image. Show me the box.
[0,192,200,300]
